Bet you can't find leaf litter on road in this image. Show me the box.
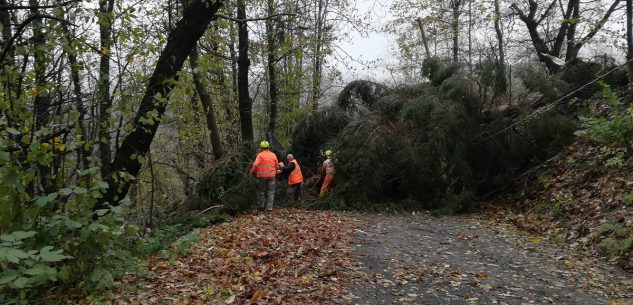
[111,209,361,304]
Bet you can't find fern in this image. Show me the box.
[598,237,633,256]
[595,221,629,237]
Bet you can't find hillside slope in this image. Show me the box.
[486,137,633,270]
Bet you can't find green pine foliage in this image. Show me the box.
[290,108,351,168]
[296,58,575,212]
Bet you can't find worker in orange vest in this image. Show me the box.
[249,141,280,211]
[320,150,335,198]
[279,154,303,203]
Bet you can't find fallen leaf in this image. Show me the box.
[529,236,542,243]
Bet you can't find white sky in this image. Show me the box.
[334,0,394,82]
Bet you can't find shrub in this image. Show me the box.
[580,82,633,156]
[184,153,256,213]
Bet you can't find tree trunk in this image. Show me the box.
[552,0,577,58]
[626,0,633,84]
[468,0,472,73]
[565,0,580,62]
[451,0,462,64]
[237,0,254,143]
[29,0,49,129]
[494,0,506,94]
[229,19,238,107]
[572,0,622,57]
[415,17,431,59]
[511,2,560,73]
[95,0,223,210]
[97,0,115,174]
[311,0,325,109]
[0,0,13,67]
[61,15,91,170]
[266,0,278,133]
[189,46,224,160]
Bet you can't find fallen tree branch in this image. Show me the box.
[196,205,224,217]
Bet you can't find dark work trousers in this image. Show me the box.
[256,177,275,210]
[287,182,302,203]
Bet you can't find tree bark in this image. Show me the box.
[97,0,114,174]
[60,12,90,170]
[310,0,326,109]
[493,0,506,94]
[0,0,13,67]
[229,19,238,106]
[237,0,254,143]
[551,0,576,58]
[29,0,49,129]
[511,1,560,73]
[450,0,462,64]
[189,46,224,160]
[415,17,431,59]
[266,0,278,133]
[95,0,223,210]
[626,0,633,83]
[565,0,580,62]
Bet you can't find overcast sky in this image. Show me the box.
[335,0,394,82]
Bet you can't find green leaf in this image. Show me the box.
[0,151,8,164]
[64,219,83,229]
[58,188,73,196]
[5,248,30,264]
[23,264,57,278]
[94,181,109,190]
[72,187,88,195]
[95,209,109,217]
[0,269,18,284]
[38,246,71,263]
[0,234,16,243]
[6,128,20,135]
[111,205,123,214]
[34,193,58,207]
[11,231,36,240]
[12,276,30,288]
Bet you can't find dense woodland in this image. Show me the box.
[0,0,632,302]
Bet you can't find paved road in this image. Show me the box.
[348,213,633,305]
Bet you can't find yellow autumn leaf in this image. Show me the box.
[529,236,541,243]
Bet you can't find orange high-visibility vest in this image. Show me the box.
[288,159,303,185]
[251,150,278,178]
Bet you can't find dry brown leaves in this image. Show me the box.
[111,209,361,304]
[481,139,633,268]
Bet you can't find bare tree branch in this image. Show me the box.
[0,0,80,11]
[0,14,73,65]
[214,13,296,23]
[575,0,623,50]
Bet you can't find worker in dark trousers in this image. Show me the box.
[279,154,303,203]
